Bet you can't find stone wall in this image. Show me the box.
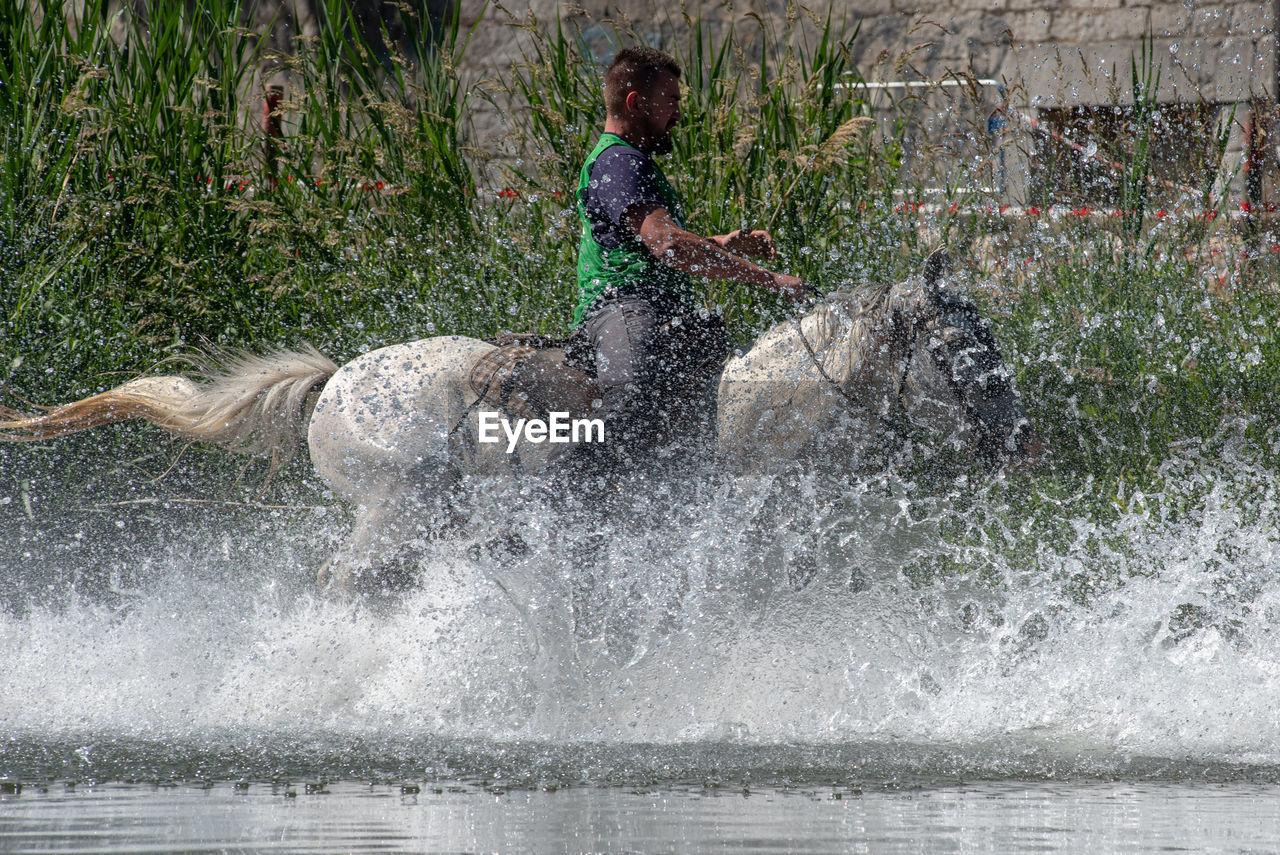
[460,1,1276,104]
[75,2,1274,124]
[457,1,1276,204]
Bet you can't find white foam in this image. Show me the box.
[2,461,1279,768]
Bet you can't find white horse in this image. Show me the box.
[0,252,1038,591]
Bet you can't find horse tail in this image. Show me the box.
[0,346,338,466]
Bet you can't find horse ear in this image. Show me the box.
[920,248,953,288]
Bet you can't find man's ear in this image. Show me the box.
[624,89,641,113]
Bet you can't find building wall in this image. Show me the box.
[460,1,1276,103]
[456,1,1276,205]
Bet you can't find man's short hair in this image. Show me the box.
[604,46,681,118]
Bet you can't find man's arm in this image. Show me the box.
[625,203,810,301]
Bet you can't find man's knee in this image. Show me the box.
[656,312,730,386]
[581,295,724,445]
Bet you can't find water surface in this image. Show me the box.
[3,779,1280,854]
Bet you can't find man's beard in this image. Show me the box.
[650,128,674,156]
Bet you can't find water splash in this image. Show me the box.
[3,452,1279,784]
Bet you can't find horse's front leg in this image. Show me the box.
[317,485,463,597]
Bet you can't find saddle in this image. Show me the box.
[467,333,600,422]
[469,310,728,425]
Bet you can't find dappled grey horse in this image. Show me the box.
[1,251,1038,592]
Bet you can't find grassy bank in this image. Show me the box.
[2,0,1278,503]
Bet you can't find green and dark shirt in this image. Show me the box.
[574,133,696,327]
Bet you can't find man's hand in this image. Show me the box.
[772,273,814,303]
[714,228,777,261]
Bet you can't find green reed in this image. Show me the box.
[0,0,481,393]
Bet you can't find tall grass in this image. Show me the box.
[0,0,497,394]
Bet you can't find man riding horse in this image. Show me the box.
[570,46,811,471]
[0,51,1042,596]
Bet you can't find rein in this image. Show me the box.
[788,298,920,441]
[789,313,860,409]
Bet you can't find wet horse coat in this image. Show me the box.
[0,253,1035,590]
[304,255,1031,586]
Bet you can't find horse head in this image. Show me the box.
[862,249,1042,470]
[718,250,1040,472]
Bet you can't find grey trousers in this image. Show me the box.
[575,286,729,465]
